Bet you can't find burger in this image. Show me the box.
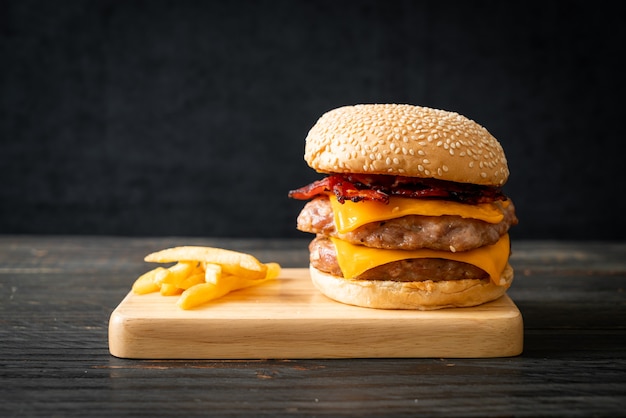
[288,104,518,310]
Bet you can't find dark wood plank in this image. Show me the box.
[1,236,625,417]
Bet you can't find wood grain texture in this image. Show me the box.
[109,268,523,359]
[1,236,625,417]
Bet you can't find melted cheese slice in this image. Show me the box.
[331,234,510,285]
[330,196,508,234]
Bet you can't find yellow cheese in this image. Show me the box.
[331,234,510,285]
[330,196,508,233]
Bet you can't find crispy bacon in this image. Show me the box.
[288,174,506,204]
[288,176,389,204]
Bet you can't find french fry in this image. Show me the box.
[178,272,205,290]
[152,267,170,286]
[177,282,231,310]
[177,269,280,309]
[160,282,183,296]
[145,246,267,280]
[132,267,162,294]
[134,245,282,309]
[153,261,196,287]
[203,263,222,284]
[216,263,279,289]
[264,262,281,280]
[190,263,205,277]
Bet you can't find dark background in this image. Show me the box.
[2,0,625,240]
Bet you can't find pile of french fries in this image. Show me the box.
[131,246,281,309]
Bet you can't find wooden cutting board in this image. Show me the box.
[108,268,523,359]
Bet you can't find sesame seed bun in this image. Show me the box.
[304,104,509,186]
[309,263,514,310]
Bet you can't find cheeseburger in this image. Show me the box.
[288,104,518,310]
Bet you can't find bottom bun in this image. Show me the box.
[309,264,514,310]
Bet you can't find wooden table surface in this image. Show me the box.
[1,235,625,417]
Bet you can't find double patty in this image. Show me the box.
[298,196,518,281]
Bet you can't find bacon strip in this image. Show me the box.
[288,176,389,204]
[288,174,506,204]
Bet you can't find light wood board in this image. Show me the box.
[108,268,523,359]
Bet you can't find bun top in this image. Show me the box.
[304,104,509,186]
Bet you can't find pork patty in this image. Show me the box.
[297,196,517,252]
[309,236,490,281]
